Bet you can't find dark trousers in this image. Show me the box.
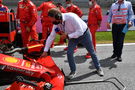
[112,24,126,57]
[67,29,100,72]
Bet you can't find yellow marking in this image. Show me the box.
[28,44,43,49]
[4,57,19,63]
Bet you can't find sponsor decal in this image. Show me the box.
[6,66,34,76]
[4,57,19,63]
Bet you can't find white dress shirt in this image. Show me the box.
[44,13,88,52]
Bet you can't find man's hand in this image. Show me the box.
[107,23,111,29]
[26,26,30,32]
[40,51,48,58]
[61,33,68,39]
[128,21,133,28]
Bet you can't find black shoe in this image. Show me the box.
[116,57,122,62]
[67,71,76,80]
[111,54,117,58]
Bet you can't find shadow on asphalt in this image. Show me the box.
[65,71,97,82]
[51,48,118,70]
[64,55,87,64]
[65,57,118,83]
[89,57,118,70]
[51,50,67,58]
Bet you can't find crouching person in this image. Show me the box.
[41,8,104,80]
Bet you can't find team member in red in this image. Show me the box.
[37,0,56,41]
[56,3,67,13]
[66,0,83,18]
[16,0,38,47]
[85,0,102,59]
[56,3,67,45]
[65,0,83,52]
[0,0,8,12]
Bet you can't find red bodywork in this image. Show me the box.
[0,41,64,90]
[0,54,64,90]
[27,40,45,53]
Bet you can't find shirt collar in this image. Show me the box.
[61,13,65,24]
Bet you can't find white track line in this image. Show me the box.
[54,43,135,48]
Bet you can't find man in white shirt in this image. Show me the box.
[40,8,104,80]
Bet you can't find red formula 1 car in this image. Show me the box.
[0,42,64,90]
[0,40,127,90]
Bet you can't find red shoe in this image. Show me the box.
[64,47,68,51]
[74,47,78,53]
[51,43,54,48]
[85,53,91,59]
[64,47,78,53]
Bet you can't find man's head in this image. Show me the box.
[66,0,72,4]
[48,8,62,25]
[89,0,96,7]
[56,3,62,7]
[66,0,72,7]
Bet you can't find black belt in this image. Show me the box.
[113,23,126,26]
[83,28,88,35]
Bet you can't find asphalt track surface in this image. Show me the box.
[0,43,135,90]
